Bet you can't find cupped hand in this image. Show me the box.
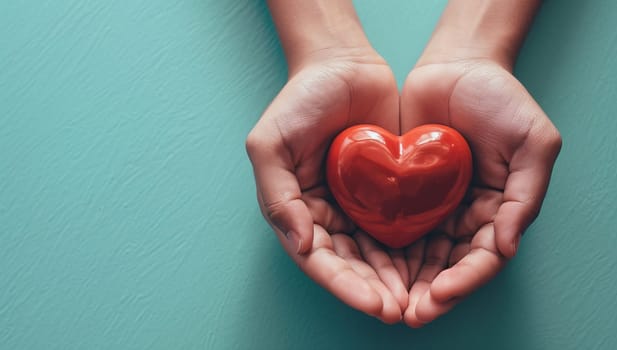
[246,49,408,323]
[399,59,562,327]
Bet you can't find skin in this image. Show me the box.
[246,0,562,326]
[246,0,406,323]
[400,0,561,327]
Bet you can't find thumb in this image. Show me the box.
[494,124,561,258]
[246,126,313,254]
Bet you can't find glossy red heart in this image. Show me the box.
[326,124,472,248]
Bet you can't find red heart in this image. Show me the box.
[326,124,472,248]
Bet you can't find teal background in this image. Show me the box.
[2,1,616,349]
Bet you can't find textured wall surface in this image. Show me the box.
[2,1,617,349]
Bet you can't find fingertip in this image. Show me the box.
[365,277,403,324]
[403,307,425,328]
[285,231,306,255]
[359,286,384,318]
[497,235,517,259]
[321,264,384,318]
[342,283,388,322]
[270,200,313,255]
[414,291,456,325]
[291,228,312,255]
[331,272,383,318]
[297,238,309,255]
[379,291,404,325]
[404,283,429,328]
[353,232,409,314]
[378,308,402,325]
[429,270,457,303]
[494,203,528,259]
[395,286,409,312]
[494,217,519,259]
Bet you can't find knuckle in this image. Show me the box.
[245,125,286,162]
[245,129,262,158]
[548,129,563,153]
[538,122,563,153]
[263,200,284,222]
[262,195,297,224]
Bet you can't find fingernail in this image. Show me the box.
[512,235,521,255]
[286,231,303,254]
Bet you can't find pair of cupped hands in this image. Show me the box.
[246,46,561,327]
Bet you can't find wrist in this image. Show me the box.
[416,0,541,72]
[267,0,375,74]
[417,38,517,72]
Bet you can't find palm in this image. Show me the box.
[399,60,561,326]
[247,56,408,322]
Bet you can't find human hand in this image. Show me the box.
[391,0,560,328]
[399,57,561,327]
[253,0,560,326]
[246,46,409,322]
